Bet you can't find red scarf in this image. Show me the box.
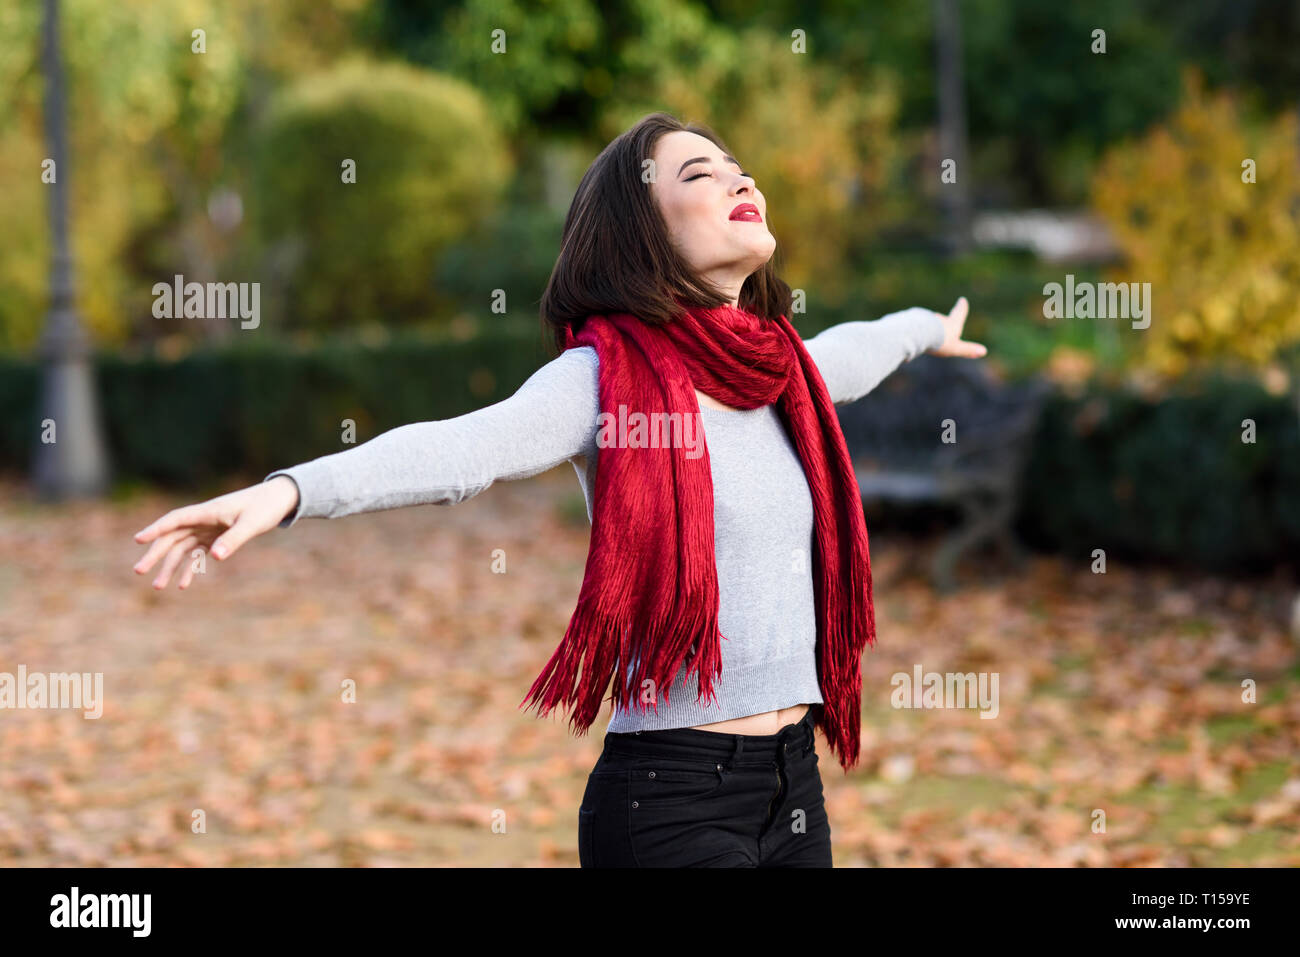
[519,302,875,770]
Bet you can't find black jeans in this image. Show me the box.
[578,705,832,867]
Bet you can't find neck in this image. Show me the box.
[701,270,747,308]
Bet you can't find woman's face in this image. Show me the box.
[649,130,775,303]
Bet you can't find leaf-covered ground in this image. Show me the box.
[1,470,1296,866]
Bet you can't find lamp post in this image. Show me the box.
[31,0,111,500]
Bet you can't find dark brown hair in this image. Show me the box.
[539,111,793,355]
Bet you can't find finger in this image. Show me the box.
[178,539,210,589]
[958,339,988,358]
[210,517,257,561]
[133,527,193,576]
[134,503,219,544]
[948,296,969,325]
[153,534,199,590]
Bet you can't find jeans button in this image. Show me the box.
[632,801,639,809]
[648,771,656,778]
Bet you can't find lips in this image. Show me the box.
[729,203,762,222]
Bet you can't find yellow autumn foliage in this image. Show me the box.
[1091,70,1300,378]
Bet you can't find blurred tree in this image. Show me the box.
[363,0,604,139]
[0,0,240,348]
[959,0,1186,205]
[705,0,1187,206]
[366,0,902,304]
[0,0,372,351]
[1091,70,1300,379]
[253,59,513,330]
[1148,0,1300,115]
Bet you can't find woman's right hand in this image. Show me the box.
[131,476,300,590]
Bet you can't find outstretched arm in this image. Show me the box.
[265,346,601,527]
[803,297,985,405]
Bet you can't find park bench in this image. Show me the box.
[835,354,1052,592]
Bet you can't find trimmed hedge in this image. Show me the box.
[0,324,552,487]
[1,331,1296,572]
[1019,375,1300,573]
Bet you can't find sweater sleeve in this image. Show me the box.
[263,346,600,528]
[802,307,947,405]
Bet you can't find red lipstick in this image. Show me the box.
[729,203,762,223]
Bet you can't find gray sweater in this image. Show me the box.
[264,308,946,732]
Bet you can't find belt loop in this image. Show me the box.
[731,734,744,768]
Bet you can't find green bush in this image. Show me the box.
[0,325,551,487]
[1019,374,1300,572]
[253,59,513,330]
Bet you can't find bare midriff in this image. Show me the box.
[691,703,810,735]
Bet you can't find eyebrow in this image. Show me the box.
[677,154,741,177]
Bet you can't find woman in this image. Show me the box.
[132,112,986,868]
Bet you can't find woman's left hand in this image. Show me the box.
[927,297,987,358]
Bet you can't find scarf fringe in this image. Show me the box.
[814,544,875,770]
[517,589,725,736]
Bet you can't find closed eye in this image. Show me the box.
[687,171,752,181]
